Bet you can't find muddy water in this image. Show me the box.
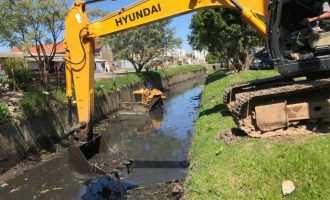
[0,77,204,200]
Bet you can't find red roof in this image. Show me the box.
[11,40,102,54]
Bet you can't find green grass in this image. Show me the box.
[95,73,142,94]
[95,65,204,94]
[19,91,51,118]
[50,89,67,104]
[156,65,205,78]
[0,102,11,124]
[185,70,330,199]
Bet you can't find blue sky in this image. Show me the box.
[0,0,194,52]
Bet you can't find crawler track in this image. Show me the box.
[224,76,330,137]
[223,75,293,109]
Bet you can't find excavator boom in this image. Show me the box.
[88,0,267,38]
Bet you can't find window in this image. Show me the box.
[95,50,101,57]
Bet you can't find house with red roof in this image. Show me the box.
[9,40,113,73]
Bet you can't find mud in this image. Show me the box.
[218,128,246,146]
[0,145,64,185]
[218,126,318,146]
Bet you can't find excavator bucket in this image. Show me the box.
[68,135,109,175]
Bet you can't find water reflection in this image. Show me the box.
[94,85,203,186]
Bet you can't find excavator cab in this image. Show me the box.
[268,0,330,76]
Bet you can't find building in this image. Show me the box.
[165,48,187,65]
[192,49,208,64]
[0,51,24,67]
[164,48,207,65]
[9,40,113,73]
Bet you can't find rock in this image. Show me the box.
[1,183,8,188]
[282,180,295,195]
[172,183,183,195]
[9,186,21,193]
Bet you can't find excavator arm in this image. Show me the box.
[87,0,267,37]
[64,0,268,141]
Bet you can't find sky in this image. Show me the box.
[0,0,194,52]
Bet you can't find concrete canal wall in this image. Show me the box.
[0,70,204,170]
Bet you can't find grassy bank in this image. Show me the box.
[185,70,330,199]
[95,65,204,94]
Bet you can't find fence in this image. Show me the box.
[30,72,66,90]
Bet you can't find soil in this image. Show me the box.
[218,126,320,145]
[218,128,246,146]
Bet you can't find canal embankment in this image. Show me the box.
[0,65,205,173]
[185,69,330,199]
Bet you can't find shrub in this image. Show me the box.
[0,102,11,124]
[50,89,67,103]
[0,73,11,92]
[3,57,32,91]
[19,91,50,118]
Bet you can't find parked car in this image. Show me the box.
[250,52,274,70]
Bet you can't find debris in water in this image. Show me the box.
[39,189,50,194]
[282,180,295,195]
[127,180,184,200]
[0,183,8,188]
[52,187,63,191]
[9,186,21,193]
[88,150,133,175]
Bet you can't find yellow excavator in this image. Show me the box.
[66,0,330,173]
[120,88,166,113]
[65,0,266,174]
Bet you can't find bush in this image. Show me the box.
[19,91,50,118]
[0,102,11,124]
[50,89,67,103]
[3,57,32,91]
[0,73,11,92]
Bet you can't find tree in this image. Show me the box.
[188,9,263,71]
[206,52,221,64]
[0,0,67,87]
[105,20,181,72]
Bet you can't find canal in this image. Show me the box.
[0,77,204,200]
